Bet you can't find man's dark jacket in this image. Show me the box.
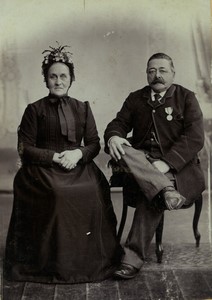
[104,84,205,204]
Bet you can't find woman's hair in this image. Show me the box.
[41,42,75,83]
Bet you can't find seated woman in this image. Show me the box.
[4,43,120,284]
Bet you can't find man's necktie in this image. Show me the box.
[57,97,76,143]
[154,93,162,103]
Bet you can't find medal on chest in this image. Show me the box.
[165,107,173,121]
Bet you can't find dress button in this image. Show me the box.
[151,138,154,141]
[153,109,156,113]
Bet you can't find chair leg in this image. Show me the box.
[193,194,203,247]
[155,213,164,263]
[117,198,128,242]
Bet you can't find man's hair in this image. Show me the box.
[147,53,175,71]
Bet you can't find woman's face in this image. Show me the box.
[47,62,71,97]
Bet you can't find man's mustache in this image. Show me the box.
[151,79,164,84]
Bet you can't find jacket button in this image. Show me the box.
[153,109,156,113]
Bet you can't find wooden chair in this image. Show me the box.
[109,159,203,263]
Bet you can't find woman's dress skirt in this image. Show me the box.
[4,162,120,283]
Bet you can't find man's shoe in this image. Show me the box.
[162,187,186,210]
[114,263,139,279]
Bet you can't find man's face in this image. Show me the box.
[47,62,71,97]
[146,58,175,93]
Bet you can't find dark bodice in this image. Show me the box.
[35,100,82,153]
[18,96,100,166]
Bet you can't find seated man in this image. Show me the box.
[104,53,205,279]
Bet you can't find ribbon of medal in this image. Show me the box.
[165,107,173,121]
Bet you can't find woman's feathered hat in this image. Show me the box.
[41,41,75,81]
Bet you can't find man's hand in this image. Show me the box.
[152,160,170,173]
[109,136,131,161]
[58,149,83,170]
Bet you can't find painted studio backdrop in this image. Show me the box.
[0,0,211,216]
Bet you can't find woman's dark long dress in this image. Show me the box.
[4,96,120,283]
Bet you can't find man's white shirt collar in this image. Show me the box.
[151,90,166,101]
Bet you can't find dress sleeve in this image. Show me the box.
[80,101,101,163]
[18,104,55,166]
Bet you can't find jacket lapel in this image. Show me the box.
[145,85,176,108]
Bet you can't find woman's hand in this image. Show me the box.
[58,149,83,170]
[53,153,61,164]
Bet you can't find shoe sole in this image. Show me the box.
[113,271,138,279]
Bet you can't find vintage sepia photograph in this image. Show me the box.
[0,0,212,299]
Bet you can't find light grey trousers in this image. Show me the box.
[118,145,174,268]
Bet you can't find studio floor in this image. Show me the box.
[0,191,212,300]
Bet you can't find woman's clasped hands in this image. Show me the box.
[53,149,83,170]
